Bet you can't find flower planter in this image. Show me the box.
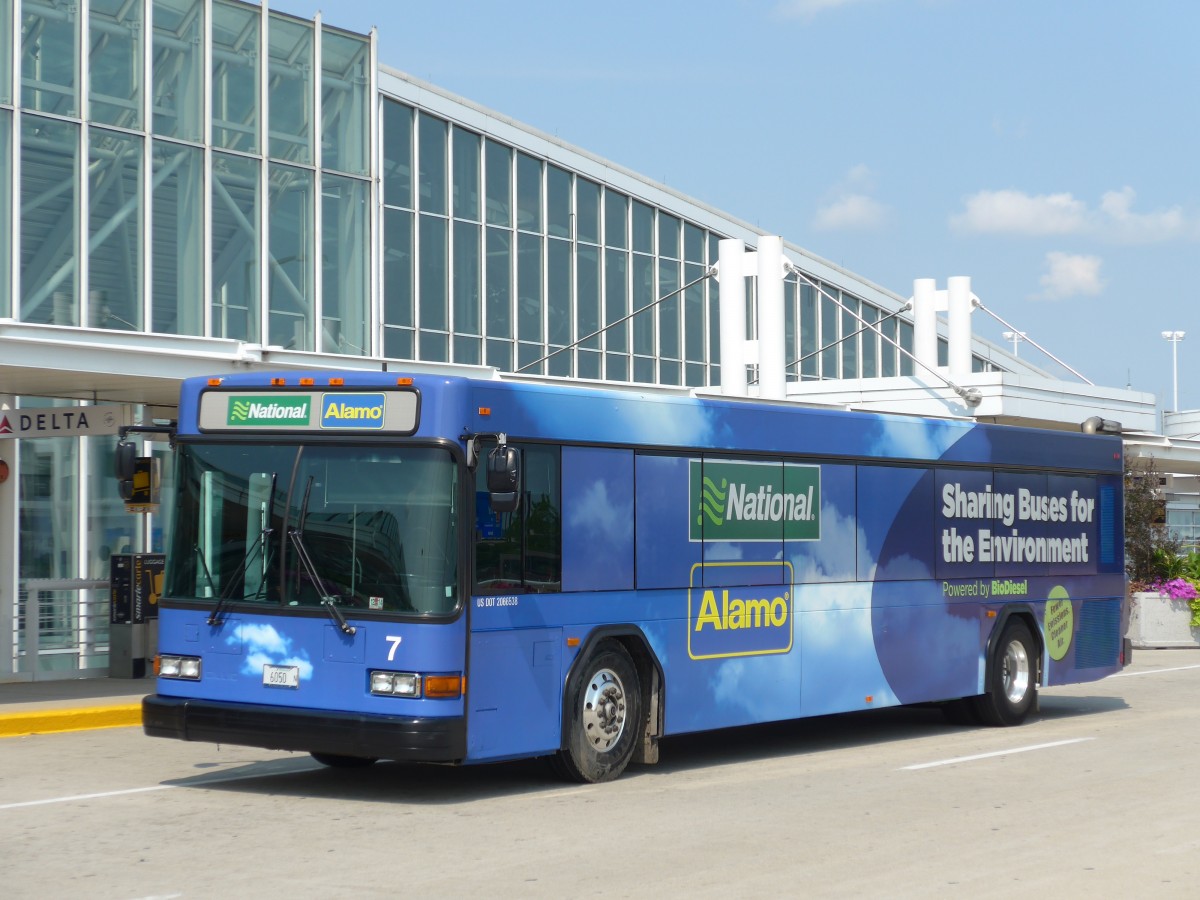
[1128,591,1200,649]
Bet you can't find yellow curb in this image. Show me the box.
[0,703,143,738]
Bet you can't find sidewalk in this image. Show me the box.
[0,677,148,738]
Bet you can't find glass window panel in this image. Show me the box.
[419,213,447,331]
[861,305,879,378]
[684,223,704,263]
[267,164,314,350]
[382,100,413,209]
[577,244,599,351]
[151,139,203,335]
[486,227,511,338]
[453,220,481,335]
[0,111,10,318]
[604,190,627,249]
[547,165,571,239]
[880,316,897,377]
[211,151,259,341]
[606,353,628,382]
[820,285,839,379]
[211,0,259,152]
[486,338,512,371]
[0,0,11,103]
[659,359,680,386]
[21,0,79,116]
[605,248,628,353]
[516,342,542,375]
[547,238,571,347]
[267,15,313,164]
[899,319,915,376]
[90,0,143,128]
[632,201,654,254]
[709,276,720,366]
[684,263,705,362]
[383,325,413,359]
[632,254,654,356]
[320,28,370,175]
[452,127,480,221]
[454,335,481,366]
[800,282,818,379]
[578,350,600,380]
[685,362,706,388]
[658,260,680,359]
[633,356,654,384]
[517,232,542,342]
[419,330,448,362]
[383,207,413,327]
[516,153,542,233]
[484,140,511,227]
[841,297,859,378]
[576,178,599,244]
[937,336,949,367]
[152,0,205,141]
[322,174,368,354]
[549,344,571,378]
[418,113,447,215]
[658,213,680,259]
[20,115,79,325]
[18,426,78,581]
[88,127,142,331]
[784,279,796,375]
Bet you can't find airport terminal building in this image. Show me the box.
[0,0,1172,679]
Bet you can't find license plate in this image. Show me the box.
[263,664,300,689]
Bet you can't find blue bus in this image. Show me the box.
[142,371,1128,782]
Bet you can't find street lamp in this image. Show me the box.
[1162,330,1186,411]
[1002,330,1026,357]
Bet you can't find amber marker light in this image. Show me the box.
[986,609,997,618]
[424,675,463,699]
[395,377,413,386]
[478,407,491,416]
[270,377,286,386]
[299,377,315,386]
[207,378,223,386]
[566,637,580,647]
[328,377,344,386]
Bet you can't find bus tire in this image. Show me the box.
[310,752,378,768]
[971,619,1037,727]
[553,641,642,784]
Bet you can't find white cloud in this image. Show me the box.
[775,0,873,18]
[951,186,1189,243]
[1034,251,1105,301]
[951,190,1086,235]
[813,165,888,231]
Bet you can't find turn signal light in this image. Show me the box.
[424,675,463,699]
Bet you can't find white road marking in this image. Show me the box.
[0,762,321,810]
[901,737,1093,771]
[1110,663,1200,678]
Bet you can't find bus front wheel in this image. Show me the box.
[554,641,642,784]
[971,619,1038,726]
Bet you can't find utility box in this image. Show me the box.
[110,553,165,678]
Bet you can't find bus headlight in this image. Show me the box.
[370,671,421,697]
[158,654,202,680]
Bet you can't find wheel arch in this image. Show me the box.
[983,605,1044,690]
[560,625,665,764]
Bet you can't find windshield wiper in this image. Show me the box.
[289,476,356,636]
[207,472,277,627]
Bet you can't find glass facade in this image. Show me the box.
[0,0,981,677]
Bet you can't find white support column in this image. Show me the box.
[756,236,786,400]
[912,278,939,372]
[946,276,973,378]
[0,396,17,677]
[717,238,748,397]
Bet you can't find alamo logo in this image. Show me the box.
[321,393,386,429]
[227,396,310,426]
[689,460,820,542]
[687,561,794,660]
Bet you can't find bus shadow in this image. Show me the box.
[167,693,1129,804]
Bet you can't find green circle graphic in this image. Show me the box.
[1045,586,1073,661]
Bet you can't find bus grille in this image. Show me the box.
[1075,598,1121,669]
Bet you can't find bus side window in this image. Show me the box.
[474,443,562,594]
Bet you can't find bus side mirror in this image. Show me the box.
[115,441,136,501]
[487,446,521,513]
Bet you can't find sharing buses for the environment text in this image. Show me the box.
[140,371,1128,782]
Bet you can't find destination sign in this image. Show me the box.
[198,390,418,433]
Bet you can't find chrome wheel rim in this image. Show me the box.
[581,667,627,751]
[1002,639,1031,704]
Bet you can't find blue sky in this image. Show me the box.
[268,0,1197,411]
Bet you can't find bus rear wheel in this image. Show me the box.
[971,619,1038,726]
[553,641,642,784]
[310,752,378,768]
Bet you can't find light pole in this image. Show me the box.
[1002,330,1026,357]
[1162,330,1186,411]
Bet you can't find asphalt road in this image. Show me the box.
[2,650,1198,898]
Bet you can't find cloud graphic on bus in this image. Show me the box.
[867,416,961,462]
[567,479,631,548]
[230,623,314,680]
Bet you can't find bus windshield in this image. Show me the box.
[166,443,458,616]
